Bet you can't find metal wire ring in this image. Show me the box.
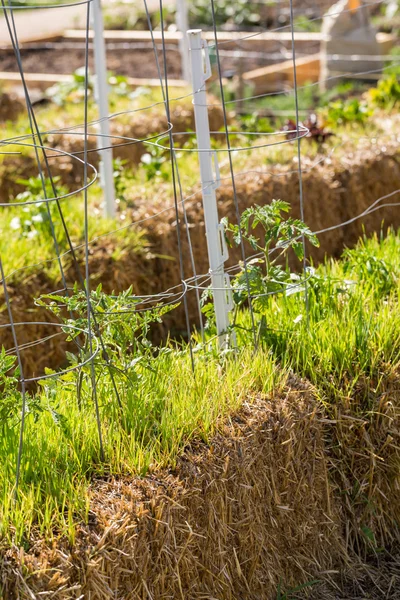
[0,321,99,382]
[155,126,310,153]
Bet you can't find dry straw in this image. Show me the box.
[1,130,400,377]
[2,370,400,598]
[0,380,344,598]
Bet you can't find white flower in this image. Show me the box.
[9,217,21,230]
[141,153,152,165]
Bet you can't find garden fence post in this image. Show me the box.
[187,29,234,348]
[176,0,190,82]
[92,0,116,218]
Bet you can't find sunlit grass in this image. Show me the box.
[0,184,147,283]
[1,81,400,546]
[0,346,283,544]
[238,229,400,408]
[1,230,400,544]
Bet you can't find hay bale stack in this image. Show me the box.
[335,147,400,247]
[0,100,225,202]
[147,141,400,332]
[0,240,157,383]
[1,138,399,370]
[326,367,400,558]
[0,386,345,599]
[2,371,400,598]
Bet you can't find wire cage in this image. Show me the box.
[0,0,399,500]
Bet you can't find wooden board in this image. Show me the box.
[0,71,186,91]
[0,5,86,47]
[63,29,395,50]
[64,29,324,44]
[243,53,321,94]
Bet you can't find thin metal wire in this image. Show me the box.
[2,0,124,407]
[2,0,84,353]
[2,0,83,492]
[0,0,398,507]
[143,0,204,342]
[36,280,190,315]
[0,321,100,381]
[155,126,310,153]
[200,62,400,109]
[159,0,195,371]
[210,0,267,350]
[289,0,309,322]
[206,0,389,48]
[0,257,27,498]
[83,0,104,461]
[1,130,397,287]
[0,4,123,406]
[0,3,396,384]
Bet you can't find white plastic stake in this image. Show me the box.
[176,0,190,82]
[187,29,233,348]
[92,0,116,218]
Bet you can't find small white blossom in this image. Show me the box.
[9,217,21,230]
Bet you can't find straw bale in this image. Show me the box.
[325,367,400,558]
[0,92,25,123]
[0,154,38,203]
[0,272,68,383]
[0,239,157,382]
[0,100,226,201]
[0,383,345,599]
[1,128,400,370]
[308,550,400,599]
[143,140,400,332]
[2,372,400,597]
[334,145,400,247]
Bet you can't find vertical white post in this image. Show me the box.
[187,29,233,348]
[176,0,190,82]
[92,0,116,218]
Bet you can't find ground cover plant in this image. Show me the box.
[101,0,327,32]
[1,224,400,549]
[1,1,400,592]
[226,221,400,411]
[0,74,399,385]
[1,68,400,574]
[0,70,395,209]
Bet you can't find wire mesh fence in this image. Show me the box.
[0,0,399,498]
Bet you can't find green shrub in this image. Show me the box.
[368,74,400,109]
[325,98,372,126]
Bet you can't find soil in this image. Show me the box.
[0,44,183,80]
[307,551,400,600]
[0,41,315,79]
[0,42,268,79]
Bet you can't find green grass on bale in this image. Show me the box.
[1,229,400,545]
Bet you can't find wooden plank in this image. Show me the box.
[0,71,186,90]
[0,5,86,47]
[377,32,396,55]
[64,29,325,45]
[2,23,392,53]
[63,29,395,47]
[242,36,393,96]
[243,54,321,95]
